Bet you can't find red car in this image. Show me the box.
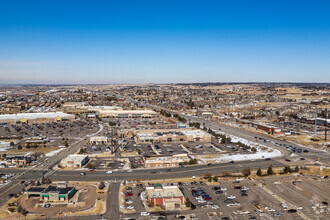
[204,197,212,200]
[90,169,95,172]
[125,192,133,196]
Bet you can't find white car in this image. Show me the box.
[113,169,119,172]
[127,169,132,173]
[127,206,134,210]
[126,200,133,204]
[241,187,249,191]
[106,171,113,174]
[227,195,236,199]
[220,187,227,191]
[212,205,219,209]
[227,203,240,206]
[197,199,205,203]
[141,212,150,216]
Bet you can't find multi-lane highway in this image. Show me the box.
[0,103,329,212]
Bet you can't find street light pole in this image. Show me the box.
[121,127,124,150]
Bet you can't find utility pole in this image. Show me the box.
[325,108,327,141]
[314,106,317,138]
[121,127,124,150]
[111,127,114,154]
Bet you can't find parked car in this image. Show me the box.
[141,212,150,216]
[80,172,86,176]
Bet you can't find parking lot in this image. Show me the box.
[0,119,99,140]
[119,175,330,220]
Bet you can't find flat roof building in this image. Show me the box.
[144,184,185,210]
[26,184,76,202]
[145,154,189,168]
[89,136,108,145]
[135,128,212,143]
[98,109,157,118]
[60,154,89,168]
[0,112,75,125]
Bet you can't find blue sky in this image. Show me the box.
[0,0,329,84]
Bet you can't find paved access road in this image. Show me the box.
[149,104,330,165]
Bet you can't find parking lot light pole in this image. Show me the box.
[121,127,124,150]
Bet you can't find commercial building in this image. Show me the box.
[252,123,282,134]
[145,154,189,168]
[98,109,157,118]
[89,136,108,145]
[25,136,50,146]
[60,154,89,168]
[144,184,185,210]
[135,128,212,143]
[0,112,75,125]
[26,184,76,202]
[63,103,157,118]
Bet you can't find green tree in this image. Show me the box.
[267,165,274,175]
[17,205,23,213]
[99,181,105,190]
[257,168,262,176]
[17,145,22,150]
[294,166,300,172]
[213,176,218,182]
[185,197,191,207]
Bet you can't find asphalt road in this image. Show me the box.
[48,159,284,181]
[149,104,330,165]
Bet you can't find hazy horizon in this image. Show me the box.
[1,0,330,84]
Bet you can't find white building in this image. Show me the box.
[60,154,89,168]
[89,136,108,144]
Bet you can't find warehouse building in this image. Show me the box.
[0,112,75,125]
[135,128,212,143]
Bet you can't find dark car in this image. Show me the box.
[288,209,297,213]
[229,161,235,163]
[207,163,213,166]
[215,190,223,194]
[285,159,291,162]
[241,193,248,197]
[151,171,156,174]
[322,201,328,206]
[234,186,242,189]
[212,186,220,190]
[221,217,229,220]
[303,150,309,153]
[265,158,271,161]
